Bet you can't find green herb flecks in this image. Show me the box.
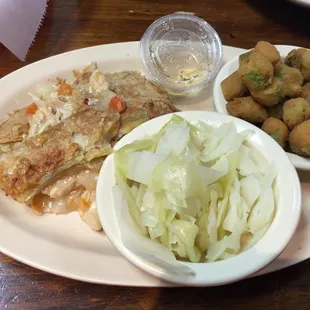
[239,51,252,65]
[244,71,268,88]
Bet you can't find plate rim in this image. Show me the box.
[288,0,310,8]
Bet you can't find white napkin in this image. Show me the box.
[0,0,48,61]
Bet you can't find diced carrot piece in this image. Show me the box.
[81,197,89,208]
[79,197,90,212]
[109,96,126,113]
[57,81,73,96]
[26,103,38,116]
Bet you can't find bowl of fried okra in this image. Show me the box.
[213,41,310,164]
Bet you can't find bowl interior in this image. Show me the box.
[96,111,301,286]
[213,45,310,171]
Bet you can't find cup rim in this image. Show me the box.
[139,14,223,91]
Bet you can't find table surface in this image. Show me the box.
[1,0,310,309]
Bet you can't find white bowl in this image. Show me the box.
[213,45,310,171]
[96,111,301,286]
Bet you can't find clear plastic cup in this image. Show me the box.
[140,13,223,95]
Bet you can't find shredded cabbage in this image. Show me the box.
[36,83,56,100]
[127,151,166,185]
[155,121,190,157]
[114,116,277,263]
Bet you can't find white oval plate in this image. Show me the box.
[213,45,310,171]
[0,42,309,286]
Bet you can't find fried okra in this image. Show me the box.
[275,63,304,98]
[301,82,310,103]
[250,77,282,107]
[261,117,289,147]
[285,49,301,68]
[283,98,310,129]
[285,48,310,81]
[267,100,286,120]
[221,71,247,101]
[239,50,253,65]
[299,49,310,81]
[226,96,268,123]
[238,51,274,90]
[255,41,280,66]
[289,120,310,156]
